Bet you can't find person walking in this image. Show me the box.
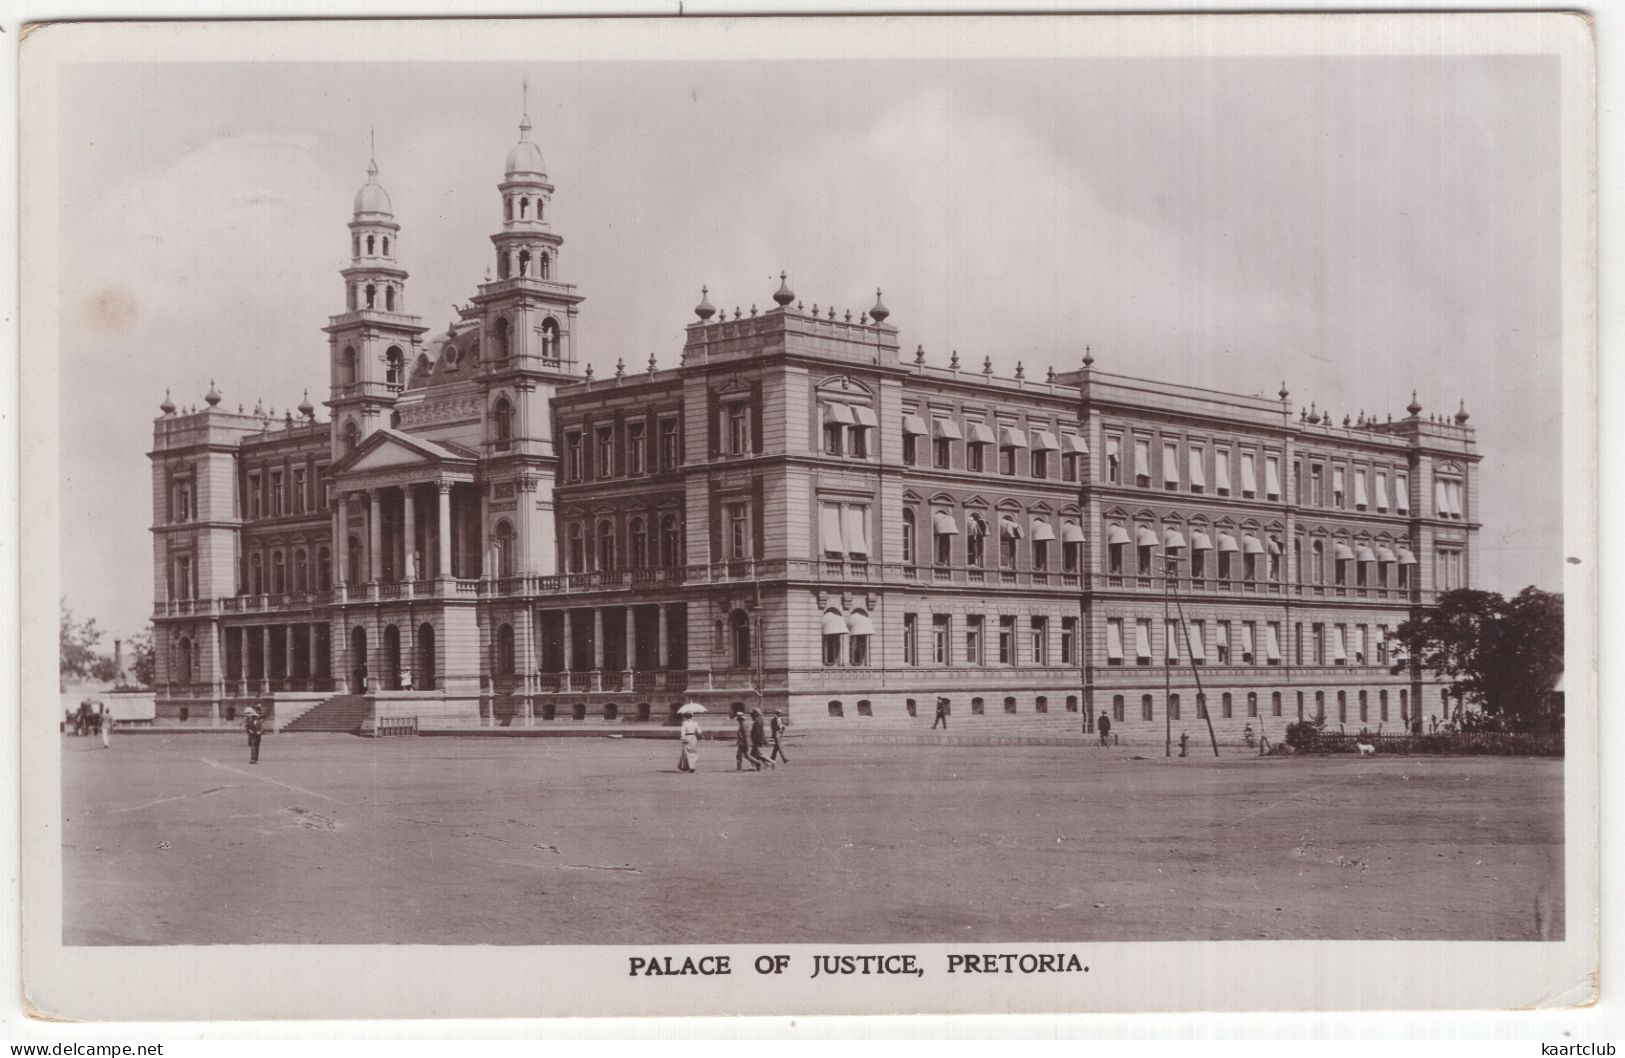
[734,713,756,771]
[748,708,776,770]
[932,697,949,730]
[678,713,701,773]
[99,703,112,749]
[245,705,264,765]
[1097,711,1112,747]
[769,710,789,764]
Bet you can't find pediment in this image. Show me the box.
[329,427,475,476]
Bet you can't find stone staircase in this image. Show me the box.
[279,694,374,734]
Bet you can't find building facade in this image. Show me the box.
[149,111,1480,740]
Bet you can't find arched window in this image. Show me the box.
[901,509,916,565]
[1247,691,1259,717]
[493,520,515,579]
[966,514,987,567]
[730,609,751,668]
[249,553,264,595]
[828,700,844,718]
[366,234,375,255]
[352,234,360,257]
[629,518,648,569]
[365,284,376,308]
[596,520,617,571]
[1141,694,1154,721]
[343,420,360,454]
[1359,689,1369,722]
[341,346,358,385]
[504,197,513,221]
[1311,539,1325,584]
[567,523,585,573]
[518,249,531,276]
[539,252,550,279]
[1113,694,1125,721]
[492,317,510,361]
[822,610,844,667]
[492,398,513,446]
[271,551,286,594]
[293,548,309,592]
[1338,690,1348,722]
[1272,691,1283,717]
[657,514,681,567]
[497,249,510,279]
[1315,690,1326,719]
[381,236,390,256]
[385,346,405,389]
[347,284,357,311]
[496,624,515,676]
[541,317,560,360]
[1004,696,1017,714]
[385,285,396,312]
[317,546,332,590]
[346,535,363,586]
[519,196,530,219]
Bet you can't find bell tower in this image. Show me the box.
[323,136,427,458]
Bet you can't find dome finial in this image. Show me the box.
[773,272,795,307]
[159,388,175,416]
[299,389,315,419]
[1454,399,1470,426]
[521,79,531,133]
[694,285,716,321]
[205,379,221,407]
[1082,345,1095,369]
[1406,390,1423,417]
[368,127,377,178]
[869,288,890,324]
[1278,381,1289,402]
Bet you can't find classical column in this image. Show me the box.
[624,606,637,676]
[334,497,349,596]
[284,626,295,688]
[516,476,534,575]
[592,608,605,670]
[561,610,574,681]
[211,623,224,725]
[657,604,670,669]
[437,482,454,580]
[402,484,417,584]
[236,627,247,695]
[258,626,270,694]
[367,488,383,584]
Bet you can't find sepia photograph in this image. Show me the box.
[18,12,1597,1021]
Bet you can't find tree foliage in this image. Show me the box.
[127,626,156,689]
[59,600,105,690]
[1396,587,1564,732]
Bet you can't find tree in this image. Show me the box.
[1395,587,1564,732]
[126,626,156,689]
[59,600,105,690]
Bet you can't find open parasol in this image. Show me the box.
[676,702,708,715]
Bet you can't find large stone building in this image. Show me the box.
[149,109,1480,741]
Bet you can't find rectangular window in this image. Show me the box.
[627,422,647,475]
[965,616,984,666]
[842,506,869,558]
[903,434,918,466]
[1240,452,1258,498]
[292,468,306,514]
[1313,623,1326,665]
[565,432,583,481]
[933,614,951,665]
[1031,449,1049,479]
[902,613,918,666]
[728,502,750,559]
[728,404,750,455]
[270,471,285,516]
[596,426,615,478]
[1187,619,1206,664]
[967,442,985,472]
[1332,465,1346,508]
[1030,617,1048,666]
[1106,618,1125,665]
[660,418,680,469]
[174,555,192,600]
[1293,460,1303,504]
[1215,446,1232,496]
[1162,441,1180,491]
[1165,618,1180,665]
[1331,624,1348,665]
[1241,621,1257,665]
[1134,618,1153,666]
[999,444,1017,476]
[1375,470,1390,512]
[1188,444,1206,493]
[1105,435,1122,484]
[1310,464,1324,506]
[934,438,952,469]
[999,616,1017,665]
[1215,621,1231,664]
[1266,622,1283,665]
[820,505,844,558]
[1354,467,1369,510]
[1265,455,1281,501]
[1061,617,1077,665]
[1295,622,1304,665]
[1353,625,1368,665]
[1134,438,1152,487]
[1396,472,1410,513]
[823,418,845,456]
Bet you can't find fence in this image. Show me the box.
[1275,727,1562,757]
[376,716,419,737]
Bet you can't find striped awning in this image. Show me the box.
[1064,433,1089,455]
[1030,519,1056,542]
[1106,524,1131,546]
[932,512,960,535]
[968,422,997,445]
[1333,542,1356,562]
[851,405,878,428]
[1397,547,1419,565]
[1031,429,1061,451]
[1376,545,1398,563]
[1163,528,1187,550]
[1216,532,1240,553]
[1061,521,1085,543]
[1135,526,1159,548]
[932,418,963,440]
[824,402,855,424]
[846,611,875,636]
[821,611,848,635]
[1242,534,1265,555]
[1000,426,1029,448]
[1355,545,1377,563]
[1189,531,1214,551]
[902,415,929,436]
[1000,516,1025,540]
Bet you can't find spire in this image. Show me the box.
[368,127,377,178]
[521,79,531,133]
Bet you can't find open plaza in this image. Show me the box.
[61,731,1563,946]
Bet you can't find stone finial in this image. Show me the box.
[1342,414,1351,428]
[869,288,890,324]
[1014,361,1026,380]
[844,309,852,322]
[584,363,595,382]
[1046,365,1056,384]
[982,357,993,376]
[238,403,244,414]
[773,272,795,307]
[949,350,961,370]
[648,352,658,374]
[750,304,758,317]
[205,380,222,407]
[160,389,176,415]
[1307,401,1319,425]
[614,357,625,379]
[797,300,803,310]
[299,390,315,419]
[1299,408,1308,422]
[1406,390,1422,417]
[914,344,925,366]
[694,286,716,321]
[827,305,836,319]
[1278,381,1289,402]
[1082,345,1095,369]
[1455,400,1470,426]
[734,307,742,320]
[253,398,264,416]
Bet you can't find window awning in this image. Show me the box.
[902,414,929,436]
[1135,526,1159,548]
[1266,624,1283,661]
[1186,622,1206,659]
[819,505,843,554]
[1216,532,1240,553]
[1355,545,1377,563]
[1064,433,1090,456]
[851,405,878,428]
[1031,429,1061,451]
[1397,547,1418,565]
[1240,623,1256,658]
[932,512,960,536]
[1375,473,1391,510]
[968,422,997,446]
[1267,536,1283,555]
[965,514,987,538]
[1106,524,1131,546]
[1061,521,1085,543]
[1000,516,1025,540]
[1354,472,1369,508]
[1396,477,1411,512]
[1106,621,1125,660]
[1242,534,1265,555]
[1188,449,1206,488]
[1189,530,1214,551]
[824,402,855,425]
[846,610,875,636]
[821,611,848,636]
[1330,625,1348,660]
[1376,545,1398,563]
[1163,528,1187,551]
[1215,454,1233,492]
[1030,518,1056,542]
[1333,542,1356,562]
[1240,457,1258,494]
[1265,459,1282,498]
[932,418,962,440]
[1000,426,1029,448]
[843,507,869,555]
[1133,621,1152,659]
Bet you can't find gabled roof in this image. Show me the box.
[328,427,478,476]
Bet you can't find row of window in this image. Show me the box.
[241,463,332,521]
[240,547,336,596]
[899,614,1079,668]
[1106,688,1410,725]
[901,509,1084,571]
[563,417,682,482]
[1103,617,1397,668]
[828,695,1082,718]
[564,515,684,574]
[899,413,1088,480]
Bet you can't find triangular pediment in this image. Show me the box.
[329,427,476,476]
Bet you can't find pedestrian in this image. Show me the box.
[678,713,701,773]
[1097,711,1112,747]
[932,697,949,730]
[769,710,789,764]
[99,703,112,749]
[734,713,756,771]
[245,705,264,765]
[749,708,776,770]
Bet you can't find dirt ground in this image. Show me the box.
[59,733,1564,945]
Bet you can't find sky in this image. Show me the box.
[53,52,1564,642]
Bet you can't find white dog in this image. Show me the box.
[1355,741,1376,755]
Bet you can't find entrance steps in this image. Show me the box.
[280,694,374,734]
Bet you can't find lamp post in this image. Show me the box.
[1162,547,1180,757]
